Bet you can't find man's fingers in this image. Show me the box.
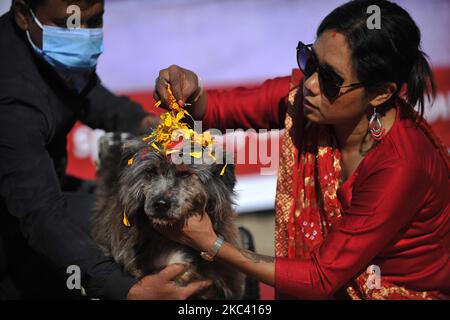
[159,263,189,280]
[181,280,213,299]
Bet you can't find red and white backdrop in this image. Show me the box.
[50,0,450,213]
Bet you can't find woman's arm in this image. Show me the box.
[153,65,292,132]
[203,76,291,132]
[160,213,275,286]
[215,241,275,286]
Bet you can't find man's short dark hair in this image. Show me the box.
[16,1,96,10]
[12,0,45,10]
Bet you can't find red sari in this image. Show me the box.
[203,70,450,299]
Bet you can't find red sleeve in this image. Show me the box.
[202,76,291,131]
[275,161,431,299]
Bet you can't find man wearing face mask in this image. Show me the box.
[0,0,212,299]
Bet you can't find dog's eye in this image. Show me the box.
[175,170,192,178]
[175,164,193,178]
[145,167,158,178]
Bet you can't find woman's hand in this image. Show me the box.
[154,65,208,120]
[156,212,218,253]
[156,213,275,286]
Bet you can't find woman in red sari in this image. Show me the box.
[154,0,449,299]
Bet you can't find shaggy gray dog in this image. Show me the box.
[91,135,245,299]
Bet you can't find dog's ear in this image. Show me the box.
[97,133,139,185]
[120,138,147,168]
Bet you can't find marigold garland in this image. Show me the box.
[123,84,228,227]
[142,84,223,164]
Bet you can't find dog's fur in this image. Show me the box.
[91,137,245,299]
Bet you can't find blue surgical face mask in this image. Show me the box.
[26,9,104,92]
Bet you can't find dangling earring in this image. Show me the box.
[369,108,385,141]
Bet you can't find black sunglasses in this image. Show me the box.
[296,41,364,99]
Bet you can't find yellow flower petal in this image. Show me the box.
[123,211,131,227]
[220,163,228,176]
[145,84,223,161]
[165,149,179,155]
[208,151,216,162]
[175,111,185,122]
[203,131,212,141]
[183,109,192,118]
[164,115,172,127]
[151,143,161,151]
[167,84,174,96]
[190,151,203,158]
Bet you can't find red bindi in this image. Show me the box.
[332,31,337,38]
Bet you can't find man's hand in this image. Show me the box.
[127,264,212,300]
[154,65,208,120]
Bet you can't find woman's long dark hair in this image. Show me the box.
[317,0,435,121]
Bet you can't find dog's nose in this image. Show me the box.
[153,197,171,215]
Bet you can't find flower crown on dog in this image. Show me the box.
[122,84,227,227]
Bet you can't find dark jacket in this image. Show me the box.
[0,11,148,299]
